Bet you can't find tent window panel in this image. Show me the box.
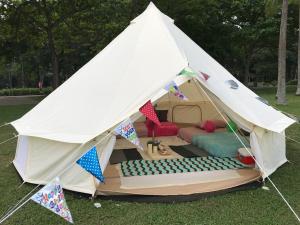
[172,104,202,124]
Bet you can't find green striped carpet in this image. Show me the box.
[120,156,246,177]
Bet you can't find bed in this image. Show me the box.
[192,132,249,158]
[178,126,225,143]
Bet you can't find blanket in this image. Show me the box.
[192,132,249,158]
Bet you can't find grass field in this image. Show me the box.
[0,87,300,225]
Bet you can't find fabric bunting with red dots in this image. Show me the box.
[139,100,161,126]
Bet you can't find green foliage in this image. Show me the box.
[0,0,299,88]
[287,79,298,85]
[0,87,52,96]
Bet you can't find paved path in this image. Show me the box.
[0,95,44,105]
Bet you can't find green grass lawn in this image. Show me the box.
[0,88,300,225]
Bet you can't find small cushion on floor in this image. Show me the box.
[204,120,216,133]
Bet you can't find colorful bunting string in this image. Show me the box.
[77,146,104,183]
[256,96,269,105]
[225,80,239,89]
[164,81,188,101]
[199,71,210,81]
[114,119,143,150]
[178,67,197,77]
[0,131,114,224]
[139,100,161,126]
[31,177,73,224]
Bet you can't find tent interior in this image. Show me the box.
[96,78,261,196]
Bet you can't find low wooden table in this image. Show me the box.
[140,144,183,160]
[114,136,189,161]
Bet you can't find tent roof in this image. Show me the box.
[11,2,294,143]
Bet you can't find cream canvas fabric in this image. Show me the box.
[11,2,295,194]
[11,3,294,143]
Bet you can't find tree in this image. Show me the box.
[15,0,92,89]
[0,0,298,89]
[296,0,300,95]
[228,0,275,85]
[277,0,289,104]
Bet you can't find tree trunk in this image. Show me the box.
[277,0,288,104]
[47,30,59,89]
[21,58,25,88]
[296,0,300,95]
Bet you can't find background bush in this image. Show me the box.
[0,87,53,96]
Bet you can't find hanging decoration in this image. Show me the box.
[256,96,270,105]
[226,120,238,132]
[164,81,188,101]
[225,80,239,89]
[77,146,104,183]
[114,119,143,150]
[31,177,73,224]
[199,71,210,81]
[139,100,161,126]
[178,67,197,77]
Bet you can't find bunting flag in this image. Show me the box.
[256,96,269,105]
[164,81,188,101]
[139,100,161,126]
[178,67,197,77]
[225,80,239,89]
[31,177,73,224]
[77,146,104,183]
[199,71,210,81]
[114,119,143,150]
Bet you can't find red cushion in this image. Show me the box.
[237,155,255,165]
[204,120,216,133]
[147,122,178,137]
[198,119,226,129]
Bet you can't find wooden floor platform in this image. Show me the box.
[97,136,261,196]
[96,164,261,196]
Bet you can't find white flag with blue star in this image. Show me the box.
[76,146,104,183]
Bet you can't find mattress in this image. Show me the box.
[192,132,250,158]
[178,126,225,143]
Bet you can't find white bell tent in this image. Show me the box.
[11,2,294,195]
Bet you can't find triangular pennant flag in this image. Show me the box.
[225,80,239,89]
[178,67,197,77]
[31,177,73,224]
[114,119,143,150]
[256,96,269,105]
[139,100,161,126]
[164,81,188,101]
[199,72,210,81]
[77,146,104,183]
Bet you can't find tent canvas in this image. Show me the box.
[11,2,295,195]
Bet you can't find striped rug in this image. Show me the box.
[120,156,246,177]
